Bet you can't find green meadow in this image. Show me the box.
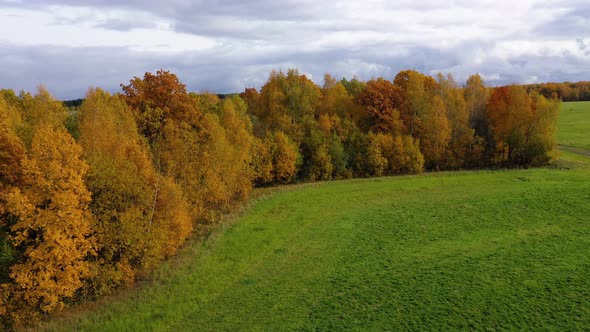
[38,102,590,331]
[558,101,590,152]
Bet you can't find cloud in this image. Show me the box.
[92,18,157,31]
[533,3,590,38]
[0,0,589,99]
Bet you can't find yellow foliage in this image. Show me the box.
[79,88,193,295]
[365,133,387,176]
[367,133,424,176]
[0,99,26,195]
[17,87,68,147]
[5,125,93,314]
[421,95,451,169]
[251,137,274,186]
[271,131,299,183]
[160,95,256,223]
[401,135,425,174]
[154,177,192,256]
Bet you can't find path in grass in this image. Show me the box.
[558,145,590,158]
[40,168,590,331]
[557,101,590,168]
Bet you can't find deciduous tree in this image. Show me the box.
[271,131,299,183]
[355,78,407,134]
[4,125,94,316]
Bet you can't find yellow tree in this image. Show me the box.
[365,133,387,176]
[371,132,424,175]
[527,93,561,165]
[158,94,256,223]
[355,78,407,134]
[464,74,489,135]
[394,70,437,137]
[318,74,356,119]
[251,137,274,186]
[437,73,475,168]
[257,69,321,143]
[0,97,26,296]
[0,97,25,196]
[421,95,451,169]
[257,70,292,135]
[464,74,490,164]
[120,70,201,143]
[240,88,261,116]
[374,133,399,175]
[17,87,67,147]
[271,131,299,183]
[4,125,94,316]
[121,71,257,224]
[486,85,533,164]
[219,96,255,199]
[121,71,208,223]
[401,135,425,174]
[79,88,192,294]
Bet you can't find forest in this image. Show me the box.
[0,69,561,328]
[525,81,590,102]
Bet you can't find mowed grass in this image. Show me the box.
[559,101,590,151]
[39,168,590,331]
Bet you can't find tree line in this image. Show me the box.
[525,81,590,102]
[0,69,560,328]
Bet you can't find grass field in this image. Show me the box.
[558,101,590,151]
[39,170,590,331]
[37,101,590,331]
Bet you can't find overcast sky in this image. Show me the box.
[0,0,589,99]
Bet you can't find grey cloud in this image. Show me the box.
[6,0,326,21]
[4,35,588,101]
[93,18,157,31]
[1,1,590,99]
[577,38,590,53]
[0,44,155,98]
[533,4,590,38]
[8,1,589,43]
[4,0,340,42]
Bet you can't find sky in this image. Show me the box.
[0,0,589,99]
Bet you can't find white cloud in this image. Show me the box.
[0,6,218,52]
[0,0,588,98]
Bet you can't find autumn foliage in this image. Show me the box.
[4,124,93,323]
[0,68,561,329]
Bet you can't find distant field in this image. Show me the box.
[559,101,590,151]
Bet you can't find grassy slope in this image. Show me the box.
[40,168,590,331]
[558,101,590,151]
[39,101,590,331]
